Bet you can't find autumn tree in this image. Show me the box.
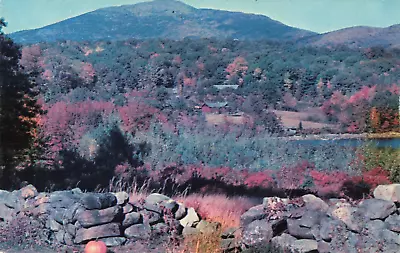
[0,19,43,189]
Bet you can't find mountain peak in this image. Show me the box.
[9,1,315,44]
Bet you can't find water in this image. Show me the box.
[294,138,400,149]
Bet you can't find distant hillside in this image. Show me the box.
[296,24,400,48]
[8,0,315,44]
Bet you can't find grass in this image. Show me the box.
[175,193,258,230]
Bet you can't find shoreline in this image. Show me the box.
[280,132,400,141]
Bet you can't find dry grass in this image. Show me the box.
[175,193,257,229]
[180,230,225,253]
[108,177,151,203]
[273,109,336,129]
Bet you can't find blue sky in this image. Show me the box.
[1,0,399,34]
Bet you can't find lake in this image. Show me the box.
[294,138,400,149]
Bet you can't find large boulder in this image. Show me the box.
[112,191,129,206]
[358,198,396,220]
[240,205,267,227]
[271,233,297,251]
[0,203,17,221]
[145,193,178,213]
[287,219,315,239]
[385,214,400,232]
[75,205,122,228]
[330,206,365,232]
[302,194,329,212]
[80,193,117,210]
[18,184,38,200]
[374,184,400,203]
[179,207,200,227]
[124,223,151,240]
[241,220,273,247]
[289,239,318,253]
[74,223,121,244]
[122,211,142,228]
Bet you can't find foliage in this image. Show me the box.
[0,21,43,189]
[356,143,400,182]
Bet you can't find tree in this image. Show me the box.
[0,19,43,189]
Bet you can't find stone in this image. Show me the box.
[19,184,38,199]
[71,188,83,195]
[317,241,331,253]
[122,211,142,228]
[64,232,74,246]
[182,226,200,237]
[302,194,329,212]
[75,205,122,228]
[142,209,162,225]
[145,193,179,212]
[49,191,79,203]
[45,218,62,231]
[195,220,221,234]
[64,203,83,224]
[174,203,187,220]
[50,198,77,209]
[319,217,345,242]
[124,223,151,240]
[364,219,387,237]
[381,229,400,245]
[55,230,65,244]
[80,193,117,210]
[287,219,314,239]
[359,198,396,220]
[241,220,273,247]
[113,191,129,205]
[0,204,17,221]
[331,206,364,232]
[50,208,67,224]
[240,205,266,227]
[33,193,50,207]
[298,210,324,228]
[152,223,170,235]
[4,192,21,209]
[122,203,134,214]
[386,214,400,232]
[75,223,121,244]
[179,207,200,227]
[100,237,127,247]
[66,223,76,236]
[220,238,237,251]
[271,233,297,251]
[222,227,237,239]
[374,184,400,203]
[290,239,318,253]
[143,203,163,214]
[31,203,50,216]
[145,193,172,206]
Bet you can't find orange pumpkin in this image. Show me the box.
[84,240,107,253]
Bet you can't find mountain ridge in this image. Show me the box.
[8,0,316,44]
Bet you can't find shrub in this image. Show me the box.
[309,170,350,196]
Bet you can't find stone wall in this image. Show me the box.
[240,184,400,253]
[2,184,400,252]
[0,185,219,249]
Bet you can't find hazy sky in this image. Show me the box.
[1,0,399,34]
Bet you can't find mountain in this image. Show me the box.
[296,24,400,48]
[8,0,316,44]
